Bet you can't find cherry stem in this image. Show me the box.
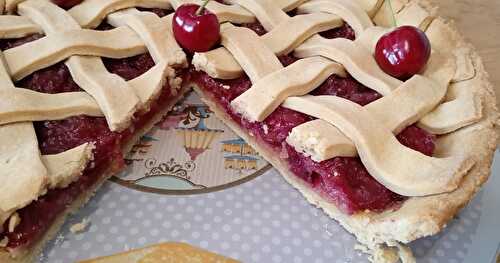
[196,0,210,16]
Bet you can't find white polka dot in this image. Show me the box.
[241,243,251,251]
[138,237,147,245]
[272,236,280,245]
[103,243,113,252]
[191,231,200,239]
[171,229,180,238]
[251,253,261,261]
[211,232,220,240]
[313,240,322,248]
[282,246,292,254]
[199,240,209,248]
[304,247,313,256]
[68,251,78,259]
[202,223,211,231]
[109,226,118,234]
[116,235,126,243]
[96,234,106,242]
[150,228,159,236]
[292,237,302,246]
[272,255,282,263]
[242,226,251,234]
[324,249,334,258]
[95,208,104,216]
[142,219,152,227]
[182,222,191,229]
[174,213,183,220]
[221,241,231,250]
[293,256,303,263]
[162,221,171,228]
[129,228,139,235]
[214,216,222,223]
[222,224,232,232]
[82,242,92,250]
[114,210,124,217]
[146,203,156,211]
[101,217,111,224]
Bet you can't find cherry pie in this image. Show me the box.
[0,0,498,262]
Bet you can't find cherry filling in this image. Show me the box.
[0,9,180,249]
[189,22,436,214]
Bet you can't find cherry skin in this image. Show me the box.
[173,4,220,53]
[51,0,83,9]
[375,25,431,80]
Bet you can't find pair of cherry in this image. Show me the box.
[53,0,431,80]
[172,2,431,80]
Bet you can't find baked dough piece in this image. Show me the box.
[79,242,238,263]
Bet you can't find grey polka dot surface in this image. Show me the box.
[40,168,489,262]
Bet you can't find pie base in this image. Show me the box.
[0,85,190,263]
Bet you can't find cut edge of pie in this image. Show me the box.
[188,0,500,261]
[0,84,191,263]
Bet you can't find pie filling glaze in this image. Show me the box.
[0,9,183,250]
[188,22,437,214]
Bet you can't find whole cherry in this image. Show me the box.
[51,0,83,9]
[173,0,220,53]
[375,26,431,80]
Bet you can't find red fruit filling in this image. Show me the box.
[188,21,436,214]
[0,9,182,249]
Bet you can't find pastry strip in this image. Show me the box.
[3,27,146,80]
[288,75,448,161]
[0,53,47,214]
[297,0,374,36]
[18,0,140,132]
[232,56,346,122]
[0,88,102,125]
[294,35,402,96]
[68,0,172,28]
[0,15,41,38]
[42,143,94,189]
[283,95,473,196]
[220,24,282,83]
[107,10,186,108]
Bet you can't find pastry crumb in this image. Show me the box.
[262,124,269,134]
[70,218,90,234]
[0,237,8,247]
[8,212,21,232]
[222,85,231,90]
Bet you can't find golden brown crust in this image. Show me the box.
[0,86,190,263]
[79,242,238,263]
